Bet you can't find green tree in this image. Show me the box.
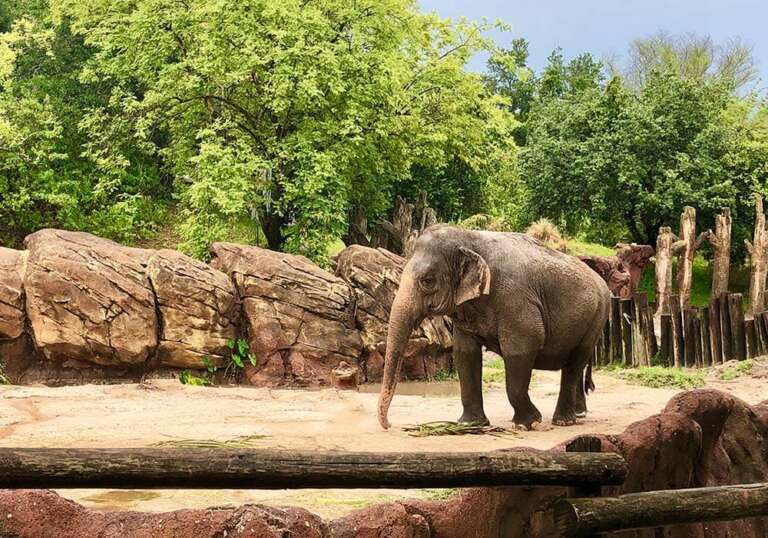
[54,0,514,262]
[521,72,766,254]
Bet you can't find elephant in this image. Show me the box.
[377,225,611,430]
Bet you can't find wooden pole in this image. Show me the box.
[676,206,710,311]
[620,299,633,366]
[655,226,682,316]
[745,318,757,359]
[728,293,747,361]
[746,196,768,315]
[659,314,672,366]
[700,307,712,367]
[719,293,732,361]
[554,482,768,537]
[683,309,697,367]
[610,297,622,363]
[669,294,684,368]
[708,208,732,298]
[708,297,723,364]
[0,448,628,490]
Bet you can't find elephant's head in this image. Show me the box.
[377,227,491,429]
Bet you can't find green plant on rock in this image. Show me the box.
[179,369,211,386]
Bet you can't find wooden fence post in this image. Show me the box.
[676,206,710,311]
[728,294,746,361]
[700,307,712,367]
[746,196,768,316]
[708,297,723,364]
[669,294,684,368]
[719,293,732,361]
[659,314,672,367]
[620,299,633,366]
[610,296,622,363]
[708,208,732,298]
[655,227,682,316]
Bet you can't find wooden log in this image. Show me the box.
[757,312,768,356]
[708,297,723,364]
[728,293,747,361]
[620,298,633,366]
[693,310,704,367]
[0,448,627,489]
[675,206,709,310]
[745,318,757,359]
[644,300,658,361]
[669,294,684,368]
[610,296,622,363]
[659,314,672,367]
[700,307,712,367]
[683,308,697,367]
[554,482,768,537]
[631,296,644,366]
[719,293,732,361]
[601,319,611,366]
[708,208,732,298]
[654,226,679,316]
[746,196,768,315]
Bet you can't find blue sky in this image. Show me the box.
[419,0,768,86]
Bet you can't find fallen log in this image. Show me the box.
[554,482,768,536]
[0,448,627,489]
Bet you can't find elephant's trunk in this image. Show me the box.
[378,274,420,430]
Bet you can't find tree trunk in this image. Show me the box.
[261,211,286,251]
[654,227,680,316]
[709,208,732,298]
[675,206,709,310]
[746,196,768,316]
[0,447,627,490]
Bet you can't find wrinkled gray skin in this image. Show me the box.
[378,225,610,430]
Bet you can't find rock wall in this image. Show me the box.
[0,229,452,386]
[1,390,764,537]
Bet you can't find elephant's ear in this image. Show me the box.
[455,247,491,306]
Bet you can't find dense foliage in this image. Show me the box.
[1,1,767,266]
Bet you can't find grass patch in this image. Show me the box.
[719,359,754,381]
[567,239,614,257]
[151,434,270,448]
[422,488,457,501]
[431,368,458,381]
[614,366,705,389]
[403,421,518,438]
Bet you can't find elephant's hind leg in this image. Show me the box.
[552,346,591,426]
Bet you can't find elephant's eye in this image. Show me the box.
[420,275,437,291]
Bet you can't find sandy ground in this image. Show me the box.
[0,367,765,518]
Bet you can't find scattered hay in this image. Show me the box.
[403,421,518,438]
[150,434,270,448]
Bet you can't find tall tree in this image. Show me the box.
[55,0,515,261]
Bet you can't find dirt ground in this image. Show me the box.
[0,364,765,518]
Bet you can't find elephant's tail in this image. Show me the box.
[585,360,595,394]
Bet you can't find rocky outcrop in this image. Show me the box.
[0,247,25,341]
[23,230,158,366]
[2,390,765,537]
[0,490,327,538]
[335,245,453,381]
[1,229,452,385]
[211,243,363,386]
[579,255,632,298]
[147,250,239,368]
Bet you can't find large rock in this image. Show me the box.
[335,245,453,381]
[146,250,239,368]
[211,243,362,386]
[0,490,327,538]
[23,230,158,366]
[0,247,26,341]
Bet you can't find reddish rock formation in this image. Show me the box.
[0,247,25,341]
[146,249,239,368]
[615,243,655,293]
[211,243,363,386]
[335,245,453,381]
[23,230,158,366]
[579,255,632,298]
[2,390,764,537]
[0,490,327,538]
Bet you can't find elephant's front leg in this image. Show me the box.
[453,327,488,425]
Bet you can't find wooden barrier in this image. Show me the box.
[554,482,768,536]
[0,447,628,490]
[595,292,763,369]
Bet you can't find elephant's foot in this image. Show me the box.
[458,410,490,425]
[512,406,542,431]
[552,409,578,426]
